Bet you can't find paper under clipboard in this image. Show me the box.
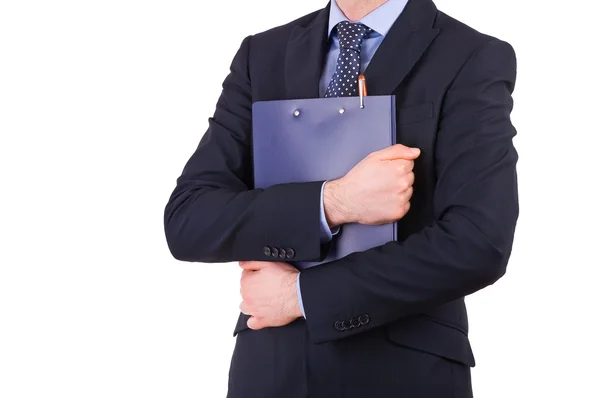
[252,94,397,269]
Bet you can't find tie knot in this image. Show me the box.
[336,21,372,51]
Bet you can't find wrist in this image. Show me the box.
[286,272,303,319]
[323,179,352,227]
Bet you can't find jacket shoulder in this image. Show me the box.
[244,8,324,81]
[433,11,514,73]
[251,9,323,41]
[433,10,515,61]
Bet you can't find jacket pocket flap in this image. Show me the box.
[233,312,251,336]
[386,316,476,367]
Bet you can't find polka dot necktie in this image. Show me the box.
[325,21,372,98]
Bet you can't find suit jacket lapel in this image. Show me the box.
[364,0,440,96]
[285,4,330,99]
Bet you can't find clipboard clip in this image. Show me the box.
[358,75,368,109]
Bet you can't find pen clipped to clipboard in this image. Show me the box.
[359,74,368,109]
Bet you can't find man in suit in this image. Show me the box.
[164,0,518,396]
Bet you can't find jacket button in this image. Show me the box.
[334,321,345,331]
[263,246,272,257]
[342,320,351,330]
[358,314,370,325]
[285,248,296,259]
[271,248,279,257]
[278,249,286,259]
[350,318,361,328]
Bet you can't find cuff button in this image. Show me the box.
[285,248,296,259]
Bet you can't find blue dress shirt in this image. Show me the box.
[300,0,409,318]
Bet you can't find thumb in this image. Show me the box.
[239,261,268,271]
[247,316,265,330]
[375,144,420,161]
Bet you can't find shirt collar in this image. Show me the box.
[327,0,409,38]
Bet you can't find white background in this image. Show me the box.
[1,0,599,397]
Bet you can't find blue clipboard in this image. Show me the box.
[252,95,397,268]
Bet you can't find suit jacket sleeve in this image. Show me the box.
[300,39,519,343]
[164,36,327,263]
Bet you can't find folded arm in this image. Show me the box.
[164,36,330,263]
[300,39,519,343]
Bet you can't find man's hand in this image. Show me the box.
[239,261,302,330]
[324,144,420,227]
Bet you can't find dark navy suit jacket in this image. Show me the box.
[164,0,518,396]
